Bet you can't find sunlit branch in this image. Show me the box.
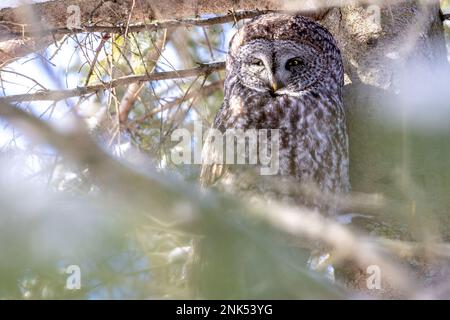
[0,62,225,103]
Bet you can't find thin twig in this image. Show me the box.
[84,35,109,86]
[127,80,223,127]
[0,69,48,91]
[118,29,171,123]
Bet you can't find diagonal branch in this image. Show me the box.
[118,29,172,123]
[0,62,225,103]
[128,80,223,127]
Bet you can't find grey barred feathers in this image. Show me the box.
[200,13,349,214]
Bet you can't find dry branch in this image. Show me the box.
[128,80,223,126]
[0,0,340,66]
[118,29,171,123]
[0,62,225,103]
[0,0,277,65]
[0,0,431,65]
[0,10,272,42]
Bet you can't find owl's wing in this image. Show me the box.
[199,103,230,187]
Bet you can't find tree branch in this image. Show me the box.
[0,0,279,64]
[118,29,172,123]
[0,9,273,42]
[128,80,223,126]
[0,61,225,103]
[0,0,334,66]
[0,100,204,228]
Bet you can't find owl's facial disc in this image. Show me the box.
[236,39,326,96]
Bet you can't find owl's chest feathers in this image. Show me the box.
[219,85,348,193]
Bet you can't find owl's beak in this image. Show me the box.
[271,81,278,92]
[271,80,284,92]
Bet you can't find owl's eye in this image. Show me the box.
[286,58,303,69]
[251,59,264,66]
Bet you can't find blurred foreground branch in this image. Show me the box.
[0,101,206,229]
[3,101,450,298]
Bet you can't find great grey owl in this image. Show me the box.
[200,13,349,213]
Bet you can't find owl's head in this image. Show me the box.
[227,13,343,96]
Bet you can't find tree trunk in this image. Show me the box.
[320,1,450,296]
